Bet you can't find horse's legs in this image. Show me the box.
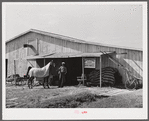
[43,77,50,89]
[43,77,46,88]
[28,77,32,89]
[46,76,51,88]
[31,77,34,89]
[47,81,50,88]
[47,76,51,88]
[47,77,50,88]
[28,77,34,89]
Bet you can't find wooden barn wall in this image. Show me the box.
[6,32,143,84]
[31,33,98,54]
[6,37,28,77]
[6,32,38,77]
[95,47,143,83]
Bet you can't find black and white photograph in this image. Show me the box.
[2,2,148,120]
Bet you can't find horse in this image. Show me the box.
[26,60,55,89]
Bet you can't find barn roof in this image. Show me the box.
[6,29,142,51]
[25,52,114,60]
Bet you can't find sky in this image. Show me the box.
[3,2,143,49]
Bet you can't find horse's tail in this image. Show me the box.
[26,66,32,76]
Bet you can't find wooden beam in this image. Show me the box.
[44,58,46,66]
[27,40,29,56]
[100,56,102,87]
[14,60,16,75]
[36,38,39,55]
[82,57,84,85]
[14,60,16,86]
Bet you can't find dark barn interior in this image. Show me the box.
[36,57,83,86]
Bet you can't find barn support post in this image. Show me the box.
[14,60,16,86]
[82,57,84,85]
[14,60,16,75]
[100,55,102,87]
[44,58,46,66]
[36,38,39,55]
[27,40,29,56]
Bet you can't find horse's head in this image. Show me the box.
[50,60,55,67]
[49,60,56,76]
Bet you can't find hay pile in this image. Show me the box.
[88,67,122,86]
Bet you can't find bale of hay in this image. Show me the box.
[88,67,121,87]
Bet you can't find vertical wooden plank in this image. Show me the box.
[27,40,29,56]
[36,38,39,55]
[44,58,46,66]
[96,57,99,69]
[140,51,143,78]
[135,50,143,78]
[62,39,65,52]
[14,60,16,75]
[14,60,16,85]
[116,48,124,81]
[133,50,138,77]
[100,55,102,87]
[82,57,84,85]
[126,49,130,83]
[137,50,141,78]
[133,50,139,77]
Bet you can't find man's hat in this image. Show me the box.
[62,62,65,65]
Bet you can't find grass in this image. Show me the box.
[6,86,142,108]
[26,91,109,108]
[80,90,143,108]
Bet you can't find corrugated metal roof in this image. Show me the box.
[6,29,142,51]
[25,52,114,60]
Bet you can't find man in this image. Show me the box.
[58,62,67,88]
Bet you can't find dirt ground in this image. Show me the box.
[6,84,143,108]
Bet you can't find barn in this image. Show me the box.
[5,29,143,86]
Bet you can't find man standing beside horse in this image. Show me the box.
[57,62,67,88]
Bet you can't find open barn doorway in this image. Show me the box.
[45,57,82,86]
[63,57,82,86]
[36,57,82,86]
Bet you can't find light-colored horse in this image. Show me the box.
[27,60,55,89]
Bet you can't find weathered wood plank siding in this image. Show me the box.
[6,31,143,84]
